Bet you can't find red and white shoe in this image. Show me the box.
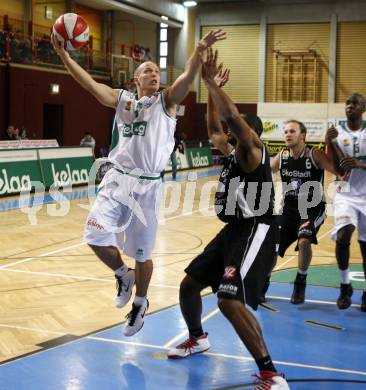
[167,333,210,359]
[254,371,290,389]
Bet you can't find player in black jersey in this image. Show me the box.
[168,49,289,390]
[271,120,337,304]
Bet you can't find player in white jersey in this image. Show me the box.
[51,29,226,336]
[326,93,366,312]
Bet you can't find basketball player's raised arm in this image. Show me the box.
[312,148,339,175]
[202,49,260,150]
[207,68,233,156]
[164,29,226,110]
[51,33,119,109]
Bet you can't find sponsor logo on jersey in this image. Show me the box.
[281,169,311,178]
[122,121,148,137]
[343,138,351,146]
[291,178,301,191]
[124,101,132,111]
[223,266,237,280]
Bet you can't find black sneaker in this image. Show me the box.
[337,283,353,309]
[291,280,306,304]
[361,291,366,312]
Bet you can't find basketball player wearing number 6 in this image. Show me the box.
[326,93,366,311]
[270,120,337,305]
[51,29,226,336]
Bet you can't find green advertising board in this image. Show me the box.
[186,147,213,168]
[38,148,95,188]
[0,150,43,195]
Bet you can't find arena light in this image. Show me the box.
[161,15,169,20]
[183,1,197,6]
[50,83,60,94]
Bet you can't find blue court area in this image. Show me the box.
[1,283,365,389]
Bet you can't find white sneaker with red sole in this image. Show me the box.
[254,371,290,389]
[167,333,210,359]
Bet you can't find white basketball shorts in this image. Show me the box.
[84,168,162,262]
[331,191,366,241]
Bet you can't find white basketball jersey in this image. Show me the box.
[336,122,366,195]
[108,90,176,174]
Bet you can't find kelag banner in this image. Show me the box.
[0,147,95,196]
[0,150,43,195]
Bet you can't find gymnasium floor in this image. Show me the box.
[0,167,365,389]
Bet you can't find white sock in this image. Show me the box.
[134,296,146,306]
[340,269,350,284]
[114,264,128,277]
[298,269,307,275]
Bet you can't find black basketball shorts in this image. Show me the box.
[185,217,278,310]
[278,203,326,258]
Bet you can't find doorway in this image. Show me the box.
[43,104,64,145]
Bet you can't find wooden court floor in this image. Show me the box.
[0,170,363,363]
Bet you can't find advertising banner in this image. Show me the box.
[0,150,43,195]
[261,119,327,141]
[38,148,95,188]
[262,140,326,156]
[164,150,189,172]
[0,139,59,150]
[186,147,213,168]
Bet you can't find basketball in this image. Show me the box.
[52,13,89,51]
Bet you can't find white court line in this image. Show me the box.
[1,322,365,377]
[0,268,179,289]
[274,227,333,271]
[0,206,213,271]
[0,242,86,270]
[163,308,220,348]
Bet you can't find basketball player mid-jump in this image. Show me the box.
[51,29,226,336]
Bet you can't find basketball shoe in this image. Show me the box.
[291,274,306,304]
[167,333,210,359]
[337,283,353,309]
[254,371,289,389]
[115,268,135,308]
[123,299,149,336]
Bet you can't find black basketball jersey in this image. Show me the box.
[279,145,324,204]
[215,145,274,223]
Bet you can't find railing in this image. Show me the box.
[0,14,183,87]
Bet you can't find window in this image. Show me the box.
[159,22,168,71]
